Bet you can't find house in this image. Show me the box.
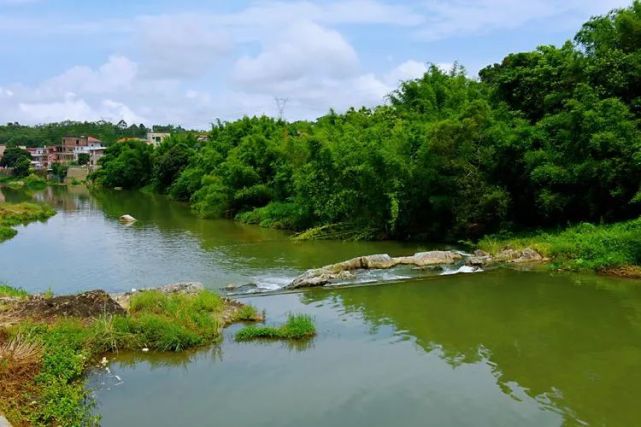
[26,147,48,170]
[146,132,170,147]
[0,144,5,162]
[46,136,106,168]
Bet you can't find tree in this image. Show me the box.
[51,163,69,183]
[12,157,31,178]
[92,140,153,189]
[77,153,90,166]
[0,147,31,168]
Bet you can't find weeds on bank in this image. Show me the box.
[0,284,29,298]
[0,288,257,426]
[236,314,316,341]
[478,217,641,271]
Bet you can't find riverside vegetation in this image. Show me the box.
[80,2,641,274]
[0,284,315,426]
[0,202,56,242]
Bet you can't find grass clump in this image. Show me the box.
[0,284,29,298]
[0,202,56,242]
[478,217,641,271]
[236,314,316,341]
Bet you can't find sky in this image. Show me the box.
[0,0,633,129]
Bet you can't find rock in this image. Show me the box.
[114,187,123,191]
[287,251,462,289]
[119,214,136,223]
[156,282,204,294]
[517,248,544,262]
[493,248,544,264]
[494,249,521,262]
[396,251,463,266]
[473,249,490,257]
[288,269,357,289]
[361,254,399,269]
[466,256,491,267]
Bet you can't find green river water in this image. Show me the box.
[1,186,640,426]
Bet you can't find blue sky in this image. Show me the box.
[0,0,632,128]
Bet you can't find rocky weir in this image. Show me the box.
[285,248,545,289]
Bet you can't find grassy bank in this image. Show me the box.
[0,202,56,242]
[236,314,316,341]
[0,287,264,426]
[478,218,641,275]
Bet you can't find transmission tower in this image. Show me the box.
[274,97,288,121]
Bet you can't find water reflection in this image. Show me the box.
[300,270,641,426]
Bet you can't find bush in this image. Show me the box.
[236,202,308,230]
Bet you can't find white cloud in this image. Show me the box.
[384,60,428,85]
[16,94,146,124]
[234,21,359,89]
[42,56,137,95]
[415,0,632,41]
[137,15,232,78]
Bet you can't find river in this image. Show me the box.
[1,186,640,426]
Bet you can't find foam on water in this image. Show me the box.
[440,265,483,276]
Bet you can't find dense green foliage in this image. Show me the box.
[479,217,641,271]
[235,314,316,341]
[92,140,153,189]
[67,3,641,241]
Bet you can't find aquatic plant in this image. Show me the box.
[235,314,316,341]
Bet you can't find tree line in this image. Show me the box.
[89,2,641,240]
[0,121,186,148]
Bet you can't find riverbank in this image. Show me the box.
[0,202,56,242]
[477,217,641,278]
[0,284,264,426]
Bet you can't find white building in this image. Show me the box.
[147,132,170,147]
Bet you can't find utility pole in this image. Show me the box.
[274,97,288,121]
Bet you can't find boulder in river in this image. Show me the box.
[119,214,136,223]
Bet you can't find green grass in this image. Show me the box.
[0,202,56,242]
[0,284,29,298]
[2,289,258,426]
[236,314,316,341]
[478,217,641,271]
